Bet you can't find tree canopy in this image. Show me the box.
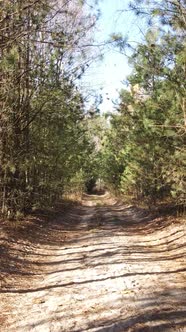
[99,0,186,206]
[0,0,99,217]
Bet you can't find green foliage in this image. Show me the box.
[101,6,186,206]
[0,0,98,217]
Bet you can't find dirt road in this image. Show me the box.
[0,194,186,331]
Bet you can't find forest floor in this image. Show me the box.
[0,193,186,332]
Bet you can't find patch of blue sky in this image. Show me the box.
[81,0,148,113]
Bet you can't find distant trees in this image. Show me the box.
[0,0,98,217]
[101,0,185,205]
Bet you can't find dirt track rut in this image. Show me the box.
[0,194,186,331]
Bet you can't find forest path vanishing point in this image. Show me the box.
[0,193,186,332]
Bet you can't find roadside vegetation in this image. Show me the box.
[99,0,186,210]
[0,0,185,219]
[0,0,100,218]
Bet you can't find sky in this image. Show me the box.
[81,0,147,113]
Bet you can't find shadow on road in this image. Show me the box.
[0,194,185,331]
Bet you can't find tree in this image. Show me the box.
[129,0,186,30]
[0,0,99,217]
[101,21,185,205]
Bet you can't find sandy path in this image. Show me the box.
[0,194,186,332]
